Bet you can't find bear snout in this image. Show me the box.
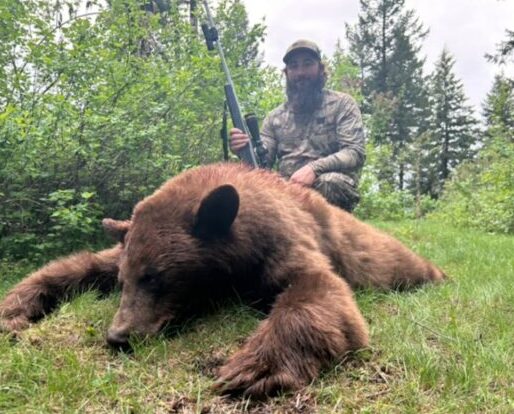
[106,328,132,352]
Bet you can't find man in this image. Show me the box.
[230,39,366,212]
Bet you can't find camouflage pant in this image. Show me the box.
[313,172,360,212]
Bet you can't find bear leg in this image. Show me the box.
[214,268,368,398]
[0,245,122,333]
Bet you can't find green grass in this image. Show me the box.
[1,220,513,413]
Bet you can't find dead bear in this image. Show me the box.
[0,163,445,398]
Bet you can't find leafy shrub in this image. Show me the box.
[0,189,104,260]
[355,143,437,220]
[45,189,104,253]
[430,134,514,233]
[0,0,280,259]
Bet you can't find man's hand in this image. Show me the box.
[290,165,316,187]
[229,128,250,154]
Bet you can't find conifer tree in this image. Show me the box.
[482,74,514,137]
[426,48,478,196]
[346,0,429,189]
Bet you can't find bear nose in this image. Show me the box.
[106,329,132,352]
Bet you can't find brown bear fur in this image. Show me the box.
[0,163,445,398]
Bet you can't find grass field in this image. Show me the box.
[0,220,513,413]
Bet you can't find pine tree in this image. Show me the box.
[483,74,514,138]
[431,30,514,234]
[426,48,478,196]
[346,0,429,189]
[348,1,427,95]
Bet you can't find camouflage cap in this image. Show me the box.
[283,39,322,63]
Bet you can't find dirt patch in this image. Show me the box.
[193,350,227,378]
[166,391,317,414]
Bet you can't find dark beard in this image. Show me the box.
[286,74,324,114]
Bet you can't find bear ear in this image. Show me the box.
[194,185,239,239]
[102,218,131,243]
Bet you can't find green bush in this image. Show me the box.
[430,134,514,234]
[355,143,438,220]
[0,0,281,259]
[0,189,105,260]
[45,189,104,253]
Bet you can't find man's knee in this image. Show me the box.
[313,173,360,212]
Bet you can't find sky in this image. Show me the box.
[243,0,514,114]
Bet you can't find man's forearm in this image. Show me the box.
[309,147,365,176]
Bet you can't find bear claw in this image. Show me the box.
[214,353,302,398]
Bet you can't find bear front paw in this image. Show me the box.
[213,350,305,398]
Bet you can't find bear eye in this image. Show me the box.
[139,269,161,287]
[141,273,156,284]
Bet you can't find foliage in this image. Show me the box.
[46,189,104,252]
[0,0,281,259]
[355,143,437,220]
[326,42,363,104]
[429,133,514,234]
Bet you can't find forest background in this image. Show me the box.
[0,0,512,259]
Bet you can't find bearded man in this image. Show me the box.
[229,39,366,212]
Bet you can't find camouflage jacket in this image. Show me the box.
[260,89,365,185]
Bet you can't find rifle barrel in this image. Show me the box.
[202,1,258,168]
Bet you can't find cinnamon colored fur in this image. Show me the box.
[0,163,445,398]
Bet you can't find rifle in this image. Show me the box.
[201,1,267,168]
